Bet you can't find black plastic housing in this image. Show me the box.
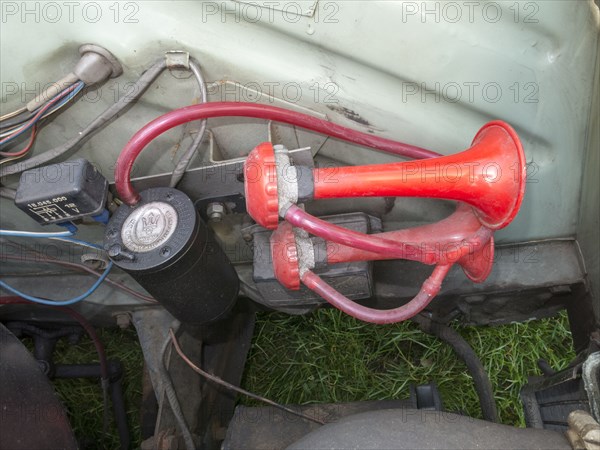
[104,187,239,325]
[14,159,108,225]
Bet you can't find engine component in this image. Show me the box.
[223,389,442,450]
[14,158,108,225]
[520,351,598,432]
[251,212,379,309]
[104,187,239,325]
[245,121,525,230]
[566,410,600,450]
[242,121,526,324]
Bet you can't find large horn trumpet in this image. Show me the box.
[245,120,525,231]
[243,120,526,324]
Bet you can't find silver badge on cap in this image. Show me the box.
[121,202,178,253]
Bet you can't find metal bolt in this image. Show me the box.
[107,244,135,261]
[160,247,172,258]
[207,202,226,222]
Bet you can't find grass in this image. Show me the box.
[35,309,574,448]
[47,328,144,449]
[240,309,576,426]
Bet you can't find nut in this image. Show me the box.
[207,202,226,222]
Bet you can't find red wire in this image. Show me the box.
[114,102,441,205]
[0,82,82,146]
[301,265,451,324]
[0,125,38,157]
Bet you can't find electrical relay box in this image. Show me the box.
[14,159,108,225]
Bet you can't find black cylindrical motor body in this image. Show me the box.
[104,187,239,325]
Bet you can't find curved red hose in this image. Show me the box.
[285,204,493,265]
[115,102,439,205]
[285,204,435,263]
[301,264,451,324]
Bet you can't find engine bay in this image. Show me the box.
[1,1,599,449]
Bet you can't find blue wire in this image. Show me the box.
[0,229,75,238]
[0,229,107,303]
[57,222,79,234]
[51,84,84,109]
[1,226,103,249]
[56,236,104,250]
[0,261,113,306]
[1,81,85,146]
[0,222,78,239]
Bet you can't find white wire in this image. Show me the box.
[0,106,27,122]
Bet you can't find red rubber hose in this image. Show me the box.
[285,204,493,265]
[301,264,451,324]
[114,102,440,205]
[285,204,436,262]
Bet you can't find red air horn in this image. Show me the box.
[244,121,526,324]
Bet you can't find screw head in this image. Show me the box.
[108,244,122,258]
[160,246,171,257]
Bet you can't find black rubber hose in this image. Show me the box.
[412,314,499,422]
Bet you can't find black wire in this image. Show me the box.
[412,314,499,422]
